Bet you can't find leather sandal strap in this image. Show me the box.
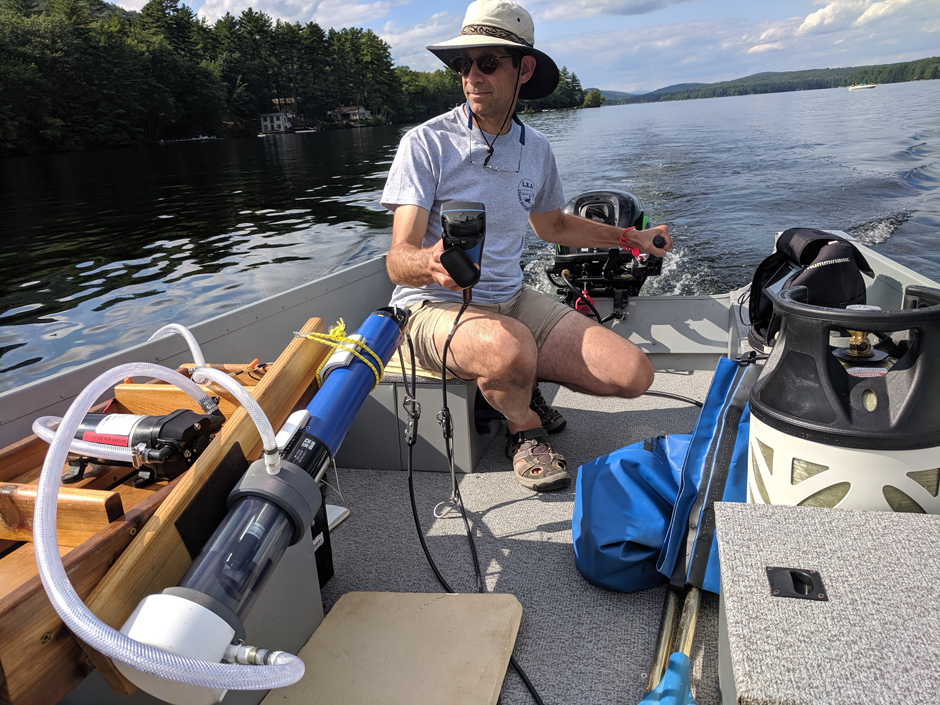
[511,426,548,444]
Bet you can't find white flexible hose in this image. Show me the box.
[31,368,213,463]
[33,362,304,690]
[149,324,210,384]
[193,366,280,474]
[146,325,279,472]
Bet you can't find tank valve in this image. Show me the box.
[846,328,874,358]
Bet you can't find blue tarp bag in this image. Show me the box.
[573,356,760,594]
[573,433,690,592]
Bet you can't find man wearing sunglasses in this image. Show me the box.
[382,0,673,491]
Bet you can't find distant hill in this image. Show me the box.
[593,89,635,101]
[603,57,939,106]
[645,83,706,97]
[602,82,706,105]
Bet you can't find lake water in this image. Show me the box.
[1,80,938,391]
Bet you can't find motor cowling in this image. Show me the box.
[545,191,662,320]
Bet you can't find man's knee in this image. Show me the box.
[617,354,654,398]
[448,314,537,379]
[481,317,538,376]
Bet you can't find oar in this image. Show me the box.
[640,586,699,705]
[647,586,681,691]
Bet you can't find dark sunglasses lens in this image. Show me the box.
[452,55,503,76]
[452,57,471,75]
[477,55,500,73]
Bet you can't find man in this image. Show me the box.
[382,0,672,491]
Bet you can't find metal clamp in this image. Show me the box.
[403,396,421,447]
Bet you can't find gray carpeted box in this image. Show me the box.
[715,502,940,705]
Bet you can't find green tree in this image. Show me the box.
[582,88,604,108]
[2,0,36,16]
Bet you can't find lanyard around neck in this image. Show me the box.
[464,103,526,146]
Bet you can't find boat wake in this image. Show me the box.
[847,211,910,247]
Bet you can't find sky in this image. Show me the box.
[134,0,940,92]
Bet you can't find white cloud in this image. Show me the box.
[539,0,937,93]
[197,0,392,27]
[532,0,700,22]
[380,12,462,71]
[748,42,786,54]
[853,0,915,26]
[798,0,868,35]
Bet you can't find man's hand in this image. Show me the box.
[632,225,673,257]
[428,239,463,291]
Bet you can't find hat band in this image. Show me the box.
[460,24,533,48]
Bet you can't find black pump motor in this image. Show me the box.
[66,408,225,487]
[544,190,662,321]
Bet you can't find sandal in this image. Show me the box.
[506,427,570,492]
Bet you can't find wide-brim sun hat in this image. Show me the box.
[427,0,560,100]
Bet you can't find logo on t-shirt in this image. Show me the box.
[518,179,535,211]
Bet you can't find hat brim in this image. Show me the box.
[427,36,559,100]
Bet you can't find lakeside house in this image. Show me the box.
[329,105,372,123]
[260,112,290,134]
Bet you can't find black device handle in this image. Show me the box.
[439,247,480,288]
[440,201,485,290]
[652,235,666,249]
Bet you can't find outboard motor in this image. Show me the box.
[748,285,940,513]
[544,190,662,322]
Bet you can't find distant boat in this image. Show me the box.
[849,83,876,90]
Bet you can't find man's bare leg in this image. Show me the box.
[536,311,654,397]
[430,306,542,433]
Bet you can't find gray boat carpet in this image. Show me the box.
[322,371,722,705]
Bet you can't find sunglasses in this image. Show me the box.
[450,54,513,77]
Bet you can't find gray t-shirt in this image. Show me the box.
[382,105,566,307]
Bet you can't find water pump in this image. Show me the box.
[114,307,409,705]
[65,408,224,487]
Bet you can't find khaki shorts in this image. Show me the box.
[404,288,573,375]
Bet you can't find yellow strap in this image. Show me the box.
[294,319,385,390]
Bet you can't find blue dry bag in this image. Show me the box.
[573,434,690,592]
[573,356,760,594]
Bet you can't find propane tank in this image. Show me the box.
[748,285,940,513]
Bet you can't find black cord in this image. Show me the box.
[643,389,704,408]
[400,329,546,705]
[473,62,523,167]
[560,272,604,323]
[735,288,751,329]
[545,271,565,289]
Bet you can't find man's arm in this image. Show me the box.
[528,209,672,257]
[386,204,462,291]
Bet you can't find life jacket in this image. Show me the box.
[747,228,873,351]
